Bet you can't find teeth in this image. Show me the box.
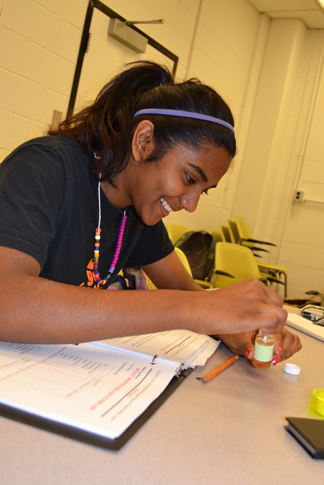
[160,198,173,213]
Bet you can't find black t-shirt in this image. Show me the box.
[0,135,173,287]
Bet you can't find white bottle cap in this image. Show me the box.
[284,363,301,375]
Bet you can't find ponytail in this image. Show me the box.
[49,61,235,181]
[49,61,174,180]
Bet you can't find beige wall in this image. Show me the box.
[0,0,88,161]
[0,0,323,298]
[277,29,324,297]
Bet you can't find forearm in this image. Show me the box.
[0,247,205,344]
[0,248,288,344]
[0,273,289,344]
[0,274,199,344]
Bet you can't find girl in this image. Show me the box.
[0,61,300,362]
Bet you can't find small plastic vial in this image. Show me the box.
[253,331,275,369]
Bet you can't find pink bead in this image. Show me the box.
[93,212,127,286]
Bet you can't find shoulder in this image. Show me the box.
[3,135,84,164]
[1,135,90,180]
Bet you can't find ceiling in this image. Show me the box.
[248,0,324,29]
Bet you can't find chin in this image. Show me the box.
[143,217,161,226]
[141,212,163,226]
[135,204,164,226]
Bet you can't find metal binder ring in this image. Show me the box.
[151,354,159,365]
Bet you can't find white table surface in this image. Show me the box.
[1,306,323,484]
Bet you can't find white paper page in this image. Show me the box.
[285,313,324,343]
[190,338,220,367]
[100,330,219,369]
[0,342,179,440]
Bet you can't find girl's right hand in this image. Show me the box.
[193,279,287,337]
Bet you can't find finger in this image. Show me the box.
[271,329,302,366]
[241,336,254,360]
[255,307,288,335]
[218,333,254,358]
[250,329,258,344]
[261,284,284,308]
[271,333,283,366]
[280,332,302,361]
[239,280,284,309]
[274,333,283,356]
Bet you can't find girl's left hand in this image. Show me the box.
[270,327,302,365]
[216,327,302,365]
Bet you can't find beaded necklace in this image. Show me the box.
[93,181,127,287]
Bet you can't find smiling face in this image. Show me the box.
[128,144,232,226]
[100,121,233,226]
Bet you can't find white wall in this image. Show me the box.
[165,0,263,231]
[0,0,201,160]
[0,0,89,161]
[168,2,324,299]
[105,0,201,80]
[277,30,324,297]
[0,0,323,298]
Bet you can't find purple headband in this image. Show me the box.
[133,108,235,135]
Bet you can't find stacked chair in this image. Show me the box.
[227,217,272,259]
[210,242,285,290]
[232,214,289,297]
[219,225,232,243]
[174,247,192,276]
[227,220,239,244]
[167,223,194,246]
[166,217,288,296]
[146,246,192,290]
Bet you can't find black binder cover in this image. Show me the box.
[285,417,324,459]
[0,369,190,451]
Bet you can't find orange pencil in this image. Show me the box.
[198,355,239,383]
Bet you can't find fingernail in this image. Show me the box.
[272,356,281,366]
[245,348,253,358]
[277,346,282,355]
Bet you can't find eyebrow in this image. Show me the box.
[189,163,208,182]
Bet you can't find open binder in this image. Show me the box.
[0,330,219,450]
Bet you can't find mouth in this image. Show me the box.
[160,197,173,214]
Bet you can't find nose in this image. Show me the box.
[180,192,200,212]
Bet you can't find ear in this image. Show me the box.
[131,120,155,162]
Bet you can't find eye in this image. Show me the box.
[202,184,217,195]
[185,173,195,185]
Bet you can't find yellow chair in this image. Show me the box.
[210,230,222,241]
[233,215,272,258]
[210,242,285,290]
[233,214,289,297]
[220,225,232,243]
[167,223,194,245]
[174,247,192,276]
[220,222,272,282]
[146,247,192,290]
[229,219,270,258]
[227,220,239,243]
[229,220,270,259]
